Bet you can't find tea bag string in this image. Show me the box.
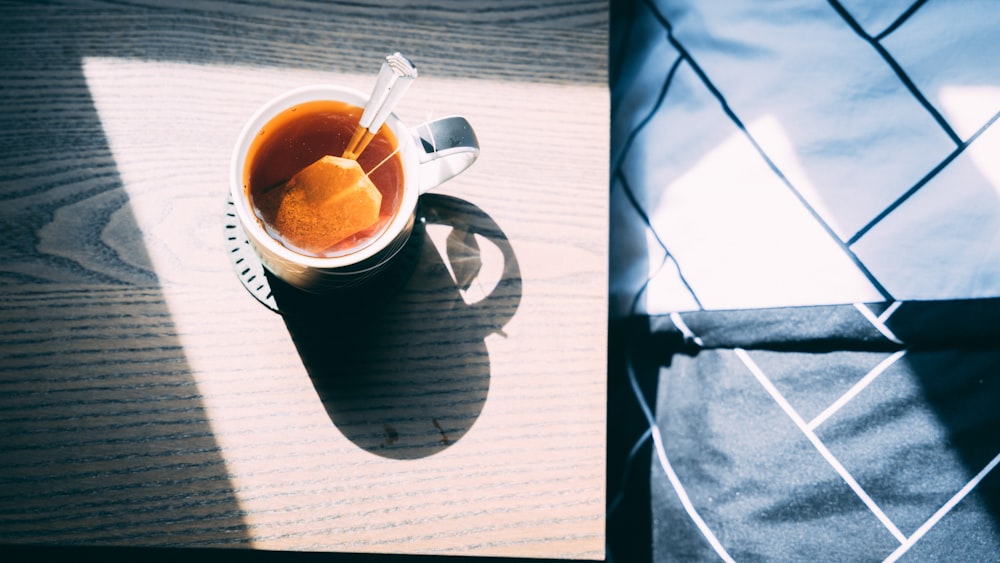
[343,53,418,160]
[364,145,400,176]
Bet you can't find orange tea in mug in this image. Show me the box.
[229,84,479,294]
[243,100,404,258]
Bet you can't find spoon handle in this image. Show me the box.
[343,53,418,159]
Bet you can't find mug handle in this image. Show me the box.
[412,116,480,193]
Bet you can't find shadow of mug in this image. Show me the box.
[270,194,522,459]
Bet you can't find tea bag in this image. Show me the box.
[257,155,382,254]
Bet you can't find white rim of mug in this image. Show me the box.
[229,84,420,269]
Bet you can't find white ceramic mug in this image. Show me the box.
[230,84,479,293]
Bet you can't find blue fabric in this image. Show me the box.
[611,0,1000,317]
[608,1,1000,560]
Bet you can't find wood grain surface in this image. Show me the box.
[0,1,608,559]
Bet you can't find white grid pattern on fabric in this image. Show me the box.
[620,303,1000,561]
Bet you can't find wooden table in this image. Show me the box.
[0,1,608,559]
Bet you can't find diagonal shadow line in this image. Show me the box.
[0,47,252,551]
